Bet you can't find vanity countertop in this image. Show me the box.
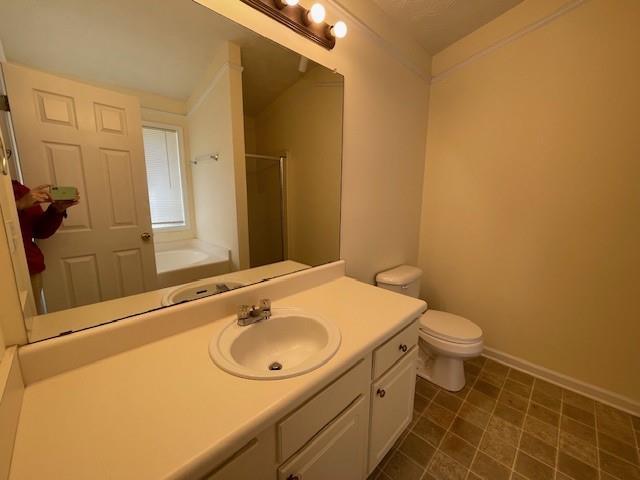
[9,276,425,479]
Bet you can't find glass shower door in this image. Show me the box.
[245,154,286,268]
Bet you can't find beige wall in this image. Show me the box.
[253,66,342,267]
[195,0,431,283]
[187,42,249,270]
[419,0,640,403]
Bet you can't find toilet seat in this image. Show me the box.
[420,310,483,345]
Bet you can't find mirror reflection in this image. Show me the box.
[0,0,343,342]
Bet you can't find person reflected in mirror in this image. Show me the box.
[12,181,79,314]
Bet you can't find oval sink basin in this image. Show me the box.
[209,308,341,379]
[161,281,246,306]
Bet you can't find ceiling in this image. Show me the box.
[0,0,311,114]
[0,0,523,99]
[371,0,525,54]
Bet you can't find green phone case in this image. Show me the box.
[50,186,78,201]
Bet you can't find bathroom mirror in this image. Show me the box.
[0,0,343,342]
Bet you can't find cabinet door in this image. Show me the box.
[205,428,276,480]
[278,396,368,480]
[368,347,418,473]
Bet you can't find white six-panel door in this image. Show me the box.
[3,62,157,312]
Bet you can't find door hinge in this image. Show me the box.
[0,95,9,112]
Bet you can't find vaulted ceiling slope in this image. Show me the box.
[0,0,309,114]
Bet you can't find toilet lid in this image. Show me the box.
[419,310,483,344]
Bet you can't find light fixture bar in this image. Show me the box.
[240,0,346,50]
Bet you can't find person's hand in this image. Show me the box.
[51,194,80,214]
[15,185,51,211]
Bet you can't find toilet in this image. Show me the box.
[376,265,484,392]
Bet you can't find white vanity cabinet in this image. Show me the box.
[203,319,420,480]
[204,359,371,480]
[368,320,419,473]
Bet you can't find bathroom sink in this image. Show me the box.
[209,308,341,379]
[162,280,246,305]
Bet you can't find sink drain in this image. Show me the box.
[268,362,283,371]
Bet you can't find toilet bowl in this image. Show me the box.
[417,310,483,391]
[375,265,484,392]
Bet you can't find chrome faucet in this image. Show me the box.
[237,299,272,326]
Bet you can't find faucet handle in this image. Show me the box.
[259,298,271,311]
[238,304,251,320]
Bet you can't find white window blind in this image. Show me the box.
[142,126,186,228]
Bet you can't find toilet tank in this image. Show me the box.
[375,265,422,298]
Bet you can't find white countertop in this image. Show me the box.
[10,276,425,479]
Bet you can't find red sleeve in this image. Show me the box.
[32,205,65,239]
[12,180,65,239]
[12,180,29,200]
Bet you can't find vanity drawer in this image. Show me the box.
[372,320,419,379]
[277,358,369,462]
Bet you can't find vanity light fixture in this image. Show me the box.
[240,0,347,50]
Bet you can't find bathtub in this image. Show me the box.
[154,239,231,288]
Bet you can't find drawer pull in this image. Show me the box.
[398,344,408,352]
[287,475,300,480]
[377,388,386,398]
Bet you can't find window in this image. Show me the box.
[142,125,187,229]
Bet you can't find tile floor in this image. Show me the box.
[368,356,640,480]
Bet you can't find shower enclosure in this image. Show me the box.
[245,153,287,268]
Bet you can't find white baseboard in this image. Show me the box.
[483,347,640,417]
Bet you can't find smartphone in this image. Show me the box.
[50,186,78,202]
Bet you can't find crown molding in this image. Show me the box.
[432,0,587,84]
[187,62,244,117]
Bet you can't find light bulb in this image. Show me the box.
[276,0,298,7]
[331,21,348,39]
[308,3,326,24]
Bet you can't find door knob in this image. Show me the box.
[286,475,300,480]
[377,388,386,398]
[398,344,408,352]
[141,232,152,241]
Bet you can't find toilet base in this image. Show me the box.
[416,342,467,392]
